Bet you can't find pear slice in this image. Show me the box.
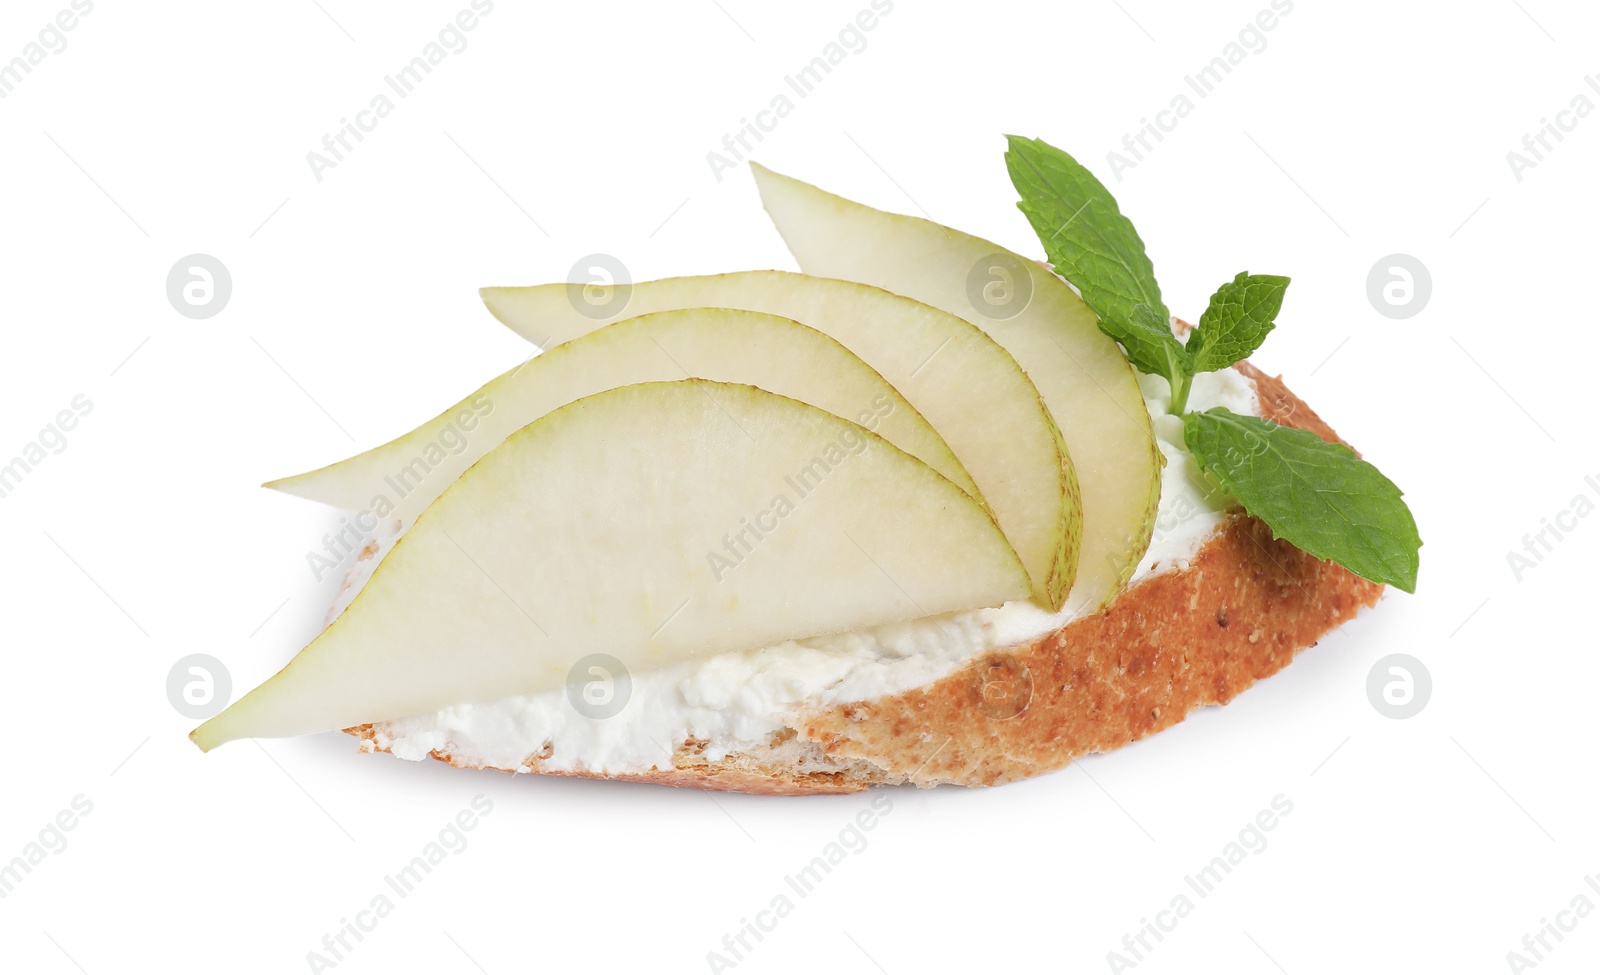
[193,380,1029,750]
[266,307,981,521]
[481,271,1079,609]
[748,164,1161,616]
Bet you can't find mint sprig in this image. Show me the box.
[1005,136,1421,592]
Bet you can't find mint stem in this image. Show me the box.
[1168,367,1191,415]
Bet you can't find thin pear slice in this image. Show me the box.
[748,164,1161,616]
[266,307,981,520]
[481,271,1078,609]
[193,380,1029,750]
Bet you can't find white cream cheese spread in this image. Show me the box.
[361,365,1261,774]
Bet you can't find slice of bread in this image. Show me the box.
[347,362,1383,793]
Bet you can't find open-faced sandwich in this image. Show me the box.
[192,138,1420,794]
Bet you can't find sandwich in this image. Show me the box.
[191,137,1420,794]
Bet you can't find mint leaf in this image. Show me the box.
[1183,408,1421,592]
[1004,135,1184,381]
[1127,302,1191,387]
[1187,272,1289,373]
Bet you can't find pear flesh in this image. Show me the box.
[193,380,1030,751]
[266,307,981,522]
[747,164,1162,615]
[481,271,1079,609]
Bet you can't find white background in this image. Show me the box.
[1,1,1595,972]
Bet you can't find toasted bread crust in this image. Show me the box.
[350,364,1383,793]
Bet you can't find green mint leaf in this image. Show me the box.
[1187,272,1290,373]
[1129,302,1191,386]
[1183,408,1421,592]
[1004,135,1185,381]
